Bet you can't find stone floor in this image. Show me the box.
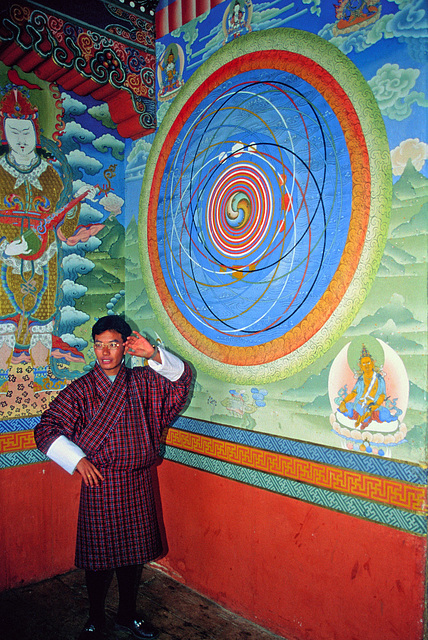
[0,565,286,640]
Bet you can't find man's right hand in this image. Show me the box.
[76,457,104,487]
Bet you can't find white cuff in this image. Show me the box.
[148,347,184,382]
[46,435,86,475]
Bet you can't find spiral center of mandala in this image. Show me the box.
[207,163,273,260]
[225,192,250,228]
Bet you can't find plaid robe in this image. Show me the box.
[35,361,192,570]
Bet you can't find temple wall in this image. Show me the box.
[0,2,427,639]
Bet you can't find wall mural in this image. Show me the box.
[0,64,126,424]
[129,0,426,465]
[141,28,391,384]
[0,0,426,476]
[0,83,93,396]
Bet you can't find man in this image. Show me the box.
[34,315,192,639]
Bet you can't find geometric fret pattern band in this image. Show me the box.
[164,445,428,536]
[2,415,425,485]
[176,417,427,485]
[0,430,36,454]
[0,417,41,433]
[164,428,427,514]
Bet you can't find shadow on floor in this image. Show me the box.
[0,565,286,640]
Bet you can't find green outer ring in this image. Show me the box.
[139,28,392,383]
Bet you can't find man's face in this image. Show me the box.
[93,329,125,376]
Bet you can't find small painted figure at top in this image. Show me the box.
[222,0,253,45]
[157,44,185,102]
[333,0,381,36]
[161,49,178,94]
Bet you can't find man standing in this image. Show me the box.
[34,315,193,639]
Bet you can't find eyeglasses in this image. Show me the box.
[93,341,123,350]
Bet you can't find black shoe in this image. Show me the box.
[77,620,106,640]
[115,616,159,639]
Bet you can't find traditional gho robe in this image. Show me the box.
[35,353,192,570]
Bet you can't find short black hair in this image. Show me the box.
[92,315,132,342]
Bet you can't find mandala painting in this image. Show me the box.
[139,29,391,382]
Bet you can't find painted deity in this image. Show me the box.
[333,0,381,35]
[222,0,253,45]
[161,50,178,94]
[337,345,398,429]
[158,46,184,102]
[0,87,94,393]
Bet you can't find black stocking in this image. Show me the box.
[85,568,114,627]
[115,564,143,624]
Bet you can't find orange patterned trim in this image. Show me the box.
[165,428,427,514]
[0,430,36,453]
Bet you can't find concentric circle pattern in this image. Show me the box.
[159,75,351,343]
[207,162,272,260]
[141,30,391,382]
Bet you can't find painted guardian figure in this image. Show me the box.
[0,86,94,393]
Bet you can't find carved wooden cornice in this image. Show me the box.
[0,0,157,138]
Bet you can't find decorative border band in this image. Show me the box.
[0,417,41,433]
[175,417,428,485]
[164,445,427,536]
[0,415,426,535]
[1,414,426,484]
[164,427,426,514]
[0,449,46,468]
[0,430,36,454]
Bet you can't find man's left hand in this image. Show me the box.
[76,457,104,487]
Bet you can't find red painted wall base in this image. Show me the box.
[0,462,80,591]
[155,460,426,640]
[1,459,426,640]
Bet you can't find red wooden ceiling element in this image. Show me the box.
[156,0,227,38]
[0,2,156,139]
[1,42,147,139]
